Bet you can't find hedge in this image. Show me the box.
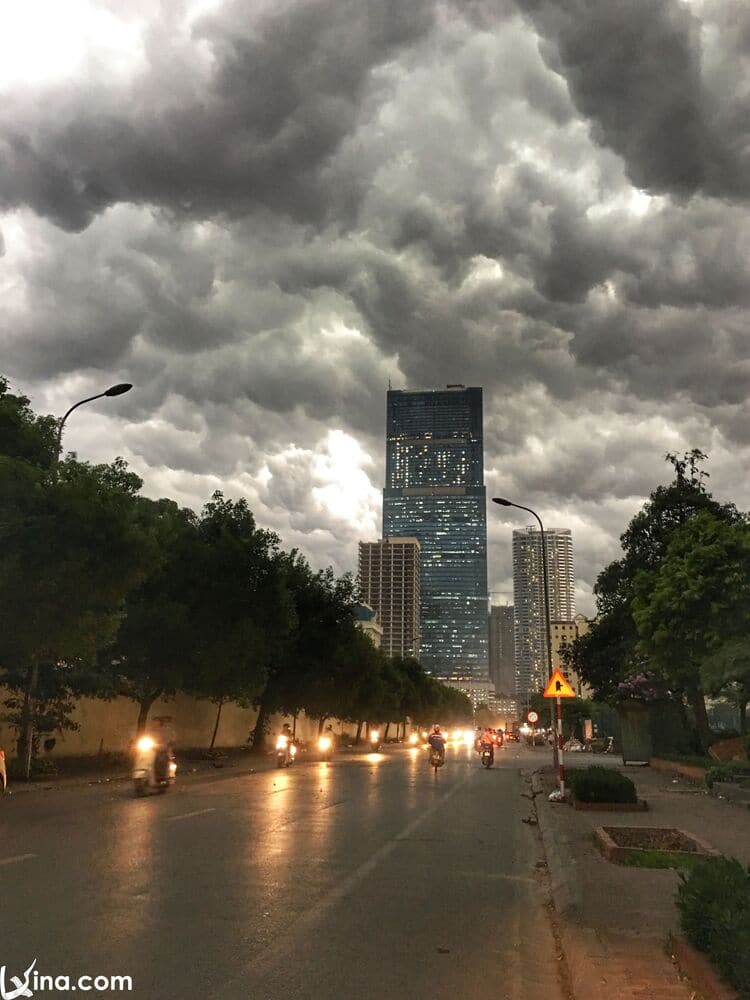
[568,766,637,804]
[677,857,750,997]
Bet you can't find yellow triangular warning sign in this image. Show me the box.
[543,669,576,699]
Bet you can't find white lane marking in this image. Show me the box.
[166,808,216,822]
[0,854,36,866]
[216,772,473,997]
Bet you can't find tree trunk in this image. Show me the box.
[355,721,363,745]
[318,716,328,735]
[249,701,269,753]
[19,659,39,781]
[739,698,747,737]
[292,713,298,739]
[686,684,712,751]
[384,722,391,741]
[210,699,224,750]
[137,692,159,734]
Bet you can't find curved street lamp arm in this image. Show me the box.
[55,392,108,461]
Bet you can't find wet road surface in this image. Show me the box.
[0,745,564,999]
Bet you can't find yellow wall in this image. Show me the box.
[0,689,351,758]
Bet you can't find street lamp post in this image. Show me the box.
[53,383,133,471]
[492,497,557,767]
[21,382,133,781]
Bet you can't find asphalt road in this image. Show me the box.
[0,745,564,1000]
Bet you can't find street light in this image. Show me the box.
[54,382,133,465]
[21,381,134,781]
[492,496,556,764]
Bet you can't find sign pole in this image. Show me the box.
[557,696,564,798]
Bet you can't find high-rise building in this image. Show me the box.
[382,386,488,676]
[357,537,421,658]
[489,604,515,695]
[512,528,575,702]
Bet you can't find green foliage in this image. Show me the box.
[705,761,750,788]
[0,376,57,469]
[571,451,742,754]
[568,766,637,803]
[622,850,708,872]
[677,857,750,996]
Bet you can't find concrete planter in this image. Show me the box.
[649,757,707,784]
[572,798,648,812]
[668,934,739,1000]
[594,826,718,864]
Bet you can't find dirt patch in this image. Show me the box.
[604,827,701,852]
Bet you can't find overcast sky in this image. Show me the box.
[2,0,750,615]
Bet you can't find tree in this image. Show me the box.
[185,494,289,747]
[572,451,739,747]
[0,451,153,775]
[248,558,359,750]
[96,497,197,733]
[633,511,750,743]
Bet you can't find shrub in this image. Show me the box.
[677,857,750,996]
[568,766,637,804]
[705,760,750,788]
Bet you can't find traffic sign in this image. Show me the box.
[527,710,539,724]
[543,670,576,699]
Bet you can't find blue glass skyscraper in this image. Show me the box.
[382,386,489,677]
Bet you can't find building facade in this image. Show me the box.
[354,603,384,649]
[382,386,488,677]
[551,614,591,698]
[357,537,421,658]
[512,528,575,704]
[488,604,515,695]
[440,677,518,725]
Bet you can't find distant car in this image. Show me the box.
[505,732,519,743]
[0,748,7,793]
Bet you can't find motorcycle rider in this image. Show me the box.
[278,722,294,746]
[427,724,446,763]
[479,726,496,766]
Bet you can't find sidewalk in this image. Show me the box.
[533,762,750,999]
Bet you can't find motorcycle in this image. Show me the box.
[133,736,177,796]
[275,734,297,768]
[429,747,445,772]
[369,729,382,752]
[480,743,494,769]
[318,733,334,762]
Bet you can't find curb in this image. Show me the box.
[668,934,739,1000]
[650,758,707,784]
[531,770,583,920]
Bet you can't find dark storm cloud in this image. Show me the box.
[516,0,750,201]
[0,0,438,231]
[3,0,750,607]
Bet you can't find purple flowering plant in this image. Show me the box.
[616,671,664,703]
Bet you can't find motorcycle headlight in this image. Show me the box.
[289,744,297,756]
[168,761,177,776]
[136,736,155,752]
[409,733,418,745]
[276,736,288,749]
[370,730,380,741]
[319,737,332,751]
